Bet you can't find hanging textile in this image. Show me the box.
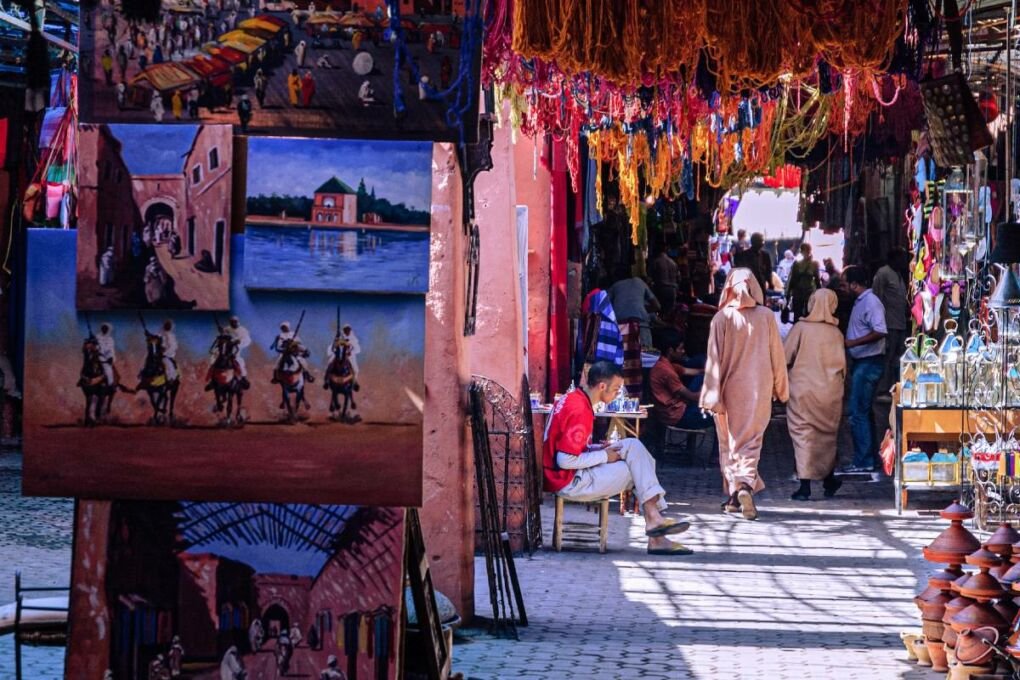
[374,612,392,680]
[619,321,643,397]
[576,290,624,366]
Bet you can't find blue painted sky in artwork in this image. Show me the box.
[108,124,198,176]
[246,137,433,211]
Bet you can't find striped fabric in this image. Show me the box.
[578,290,624,365]
[619,320,643,396]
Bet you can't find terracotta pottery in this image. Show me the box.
[960,570,1007,600]
[901,630,922,660]
[984,523,1020,555]
[916,583,942,609]
[950,665,996,680]
[922,617,946,642]
[950,602,1011,634]
[994,597,1018,625]
[932,565,968,589]
[966,548,1004,571]
[953,572,976,592]
[926,523,983,564]
[945,595,978,640]
[922,591,954,622]
[914,637,933,665]
[955,627,1001,666]
[928,639,950,672]
[943,501,976,521]
[1000,560,1020,585]
[944,625,959,647]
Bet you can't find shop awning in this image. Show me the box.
[218,30,266,54]
[239,16,286,33]
[338,13,376,28]
[130,62,200,92]
[306,14,343,27]
[184,54,233,87]
[203,44,248,66]
[730,188,803,241]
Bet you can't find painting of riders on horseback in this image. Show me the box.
[76,123,232,311]
[23,229,424,506]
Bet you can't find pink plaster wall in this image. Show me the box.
[469,123,525,391]
[422,143,474,621]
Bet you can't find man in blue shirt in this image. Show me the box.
[840,265,888,474]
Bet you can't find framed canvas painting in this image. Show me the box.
[24,229,424,505]
[66,499,405,680]
[78,0,480,141]
[77,123,232,311]
[244,136,430,294]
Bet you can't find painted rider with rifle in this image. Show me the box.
[205,315,251,391]
[271,318,314,383]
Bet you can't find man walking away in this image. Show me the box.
[872,248,910,395]
[839,265,887,475]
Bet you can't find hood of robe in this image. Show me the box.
[802,288,839,326]
[718,267,763,310]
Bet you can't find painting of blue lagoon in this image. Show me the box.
[245,137,432,294]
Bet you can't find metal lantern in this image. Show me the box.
[941,170,974,280]
[938,320,965,406]
[916,339,945,406]
[900,337,921,407]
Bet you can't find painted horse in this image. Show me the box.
[325,342,360,423]
[77,336,117,426]
[273,339,310,423]
[136,332,179,425]
[209,334,247,426]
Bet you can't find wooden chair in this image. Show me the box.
[552,495,610,554]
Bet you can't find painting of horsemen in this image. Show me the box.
[77,123,232,311]
[77,0,480,141]
[23,229,425,506]
[66,500,405,680]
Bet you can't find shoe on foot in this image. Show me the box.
[823,477,843,498]
[645,519,691,537]
[721,496,739,513]
[837,465,875,474]
[737,488,758,520]
[791,488,811,501]
[647,541,694,556]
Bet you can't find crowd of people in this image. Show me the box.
[549,224,913,551]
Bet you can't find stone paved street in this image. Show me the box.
[452,422,953,680]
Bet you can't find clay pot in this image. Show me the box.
[916,583,941,609]
[922,591,954,622]
[955,627,1001,666]
[961,570,1007,600]
[950,602,1011,634]
[953,572,976,592]
[950,664,996,680]
[943,501,976,521]
[926,523,983,564]
[914,637,933,665]
[994,597,1018,625]
[984,523,1020,555]
[922,617,946,642]
[931,565,968,590]
[945,595,978,624]
[928,639,950,671]
[966,548,1004,570]
[901,630,922,660]
[1000,560,1020,585]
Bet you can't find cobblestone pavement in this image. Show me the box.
[452,421,956,680]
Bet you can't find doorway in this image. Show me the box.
[215,220,226,273]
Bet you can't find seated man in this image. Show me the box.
[650,329,712,430]
[543,360,694,555]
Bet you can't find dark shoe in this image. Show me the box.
[645,519,691,537]
[791,488,811,501]
[837,465,875,475]
[823,476,843,498]
[737,488,758,520]
[721,495,740,513]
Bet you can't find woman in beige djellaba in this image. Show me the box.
[784,288,847,501]
[700,268,789,521]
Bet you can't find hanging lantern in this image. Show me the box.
[916,339,945,407]
[939,320,965,406]
[900,337,921,407]
[941,168,973,280]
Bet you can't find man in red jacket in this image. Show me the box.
[543,361,694,555]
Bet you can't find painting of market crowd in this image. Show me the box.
[23,229,425,505]
[245,137,431,293]
[67,500,404,680]
[79,0,475,139]
[77,123,232,311]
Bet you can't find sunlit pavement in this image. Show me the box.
[452,422,949,680]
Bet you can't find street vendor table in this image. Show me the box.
[595,407,650,439]
[894,406,1020,513]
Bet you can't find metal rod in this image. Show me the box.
[0,9,75,53]
[1008,1,1015,221]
